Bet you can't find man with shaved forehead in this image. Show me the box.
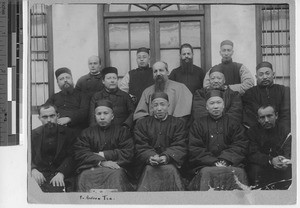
[203,40,254,94]
[134,92,187,191]
[134,61,192,122]
[188,90,248,191]
[74,99,134,192]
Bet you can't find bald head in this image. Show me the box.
[152,61,169,80]
[88,56,101,75]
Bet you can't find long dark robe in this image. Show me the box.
[188,115,249,190]
[169,64,205,94]
[31,125,76,192]
[134,115,187,191]
[246,123,291,189]
[242,84,290,128]
[73,124,134,192]
[192,86,243,122]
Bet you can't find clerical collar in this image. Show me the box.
[138,65,150,70]
[154,114,168,121]
[221,58,233,64]
[105,87,118,93]
[99,124,111,130]
[90,71,101,76]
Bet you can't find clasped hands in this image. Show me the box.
[149,154,168,166]
[271,155,291,170]
[31,169,65,187]
[215,159,231,167]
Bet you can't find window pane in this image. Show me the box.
[181,21,201,47]
[179,4,200,10]
[163,5,179,11]
[130,23,150,49]
[31,38,47,51]
[193,49,201,68]
[110,51,129,77]
[130,50,138,70]
[160,22,179,48]
[160,49,180,73]
[109,4,129,12]
[32,83,49,106]
[130,5,145,12]
[109,24,129,49]
[31,61,48,83]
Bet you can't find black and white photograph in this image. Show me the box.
[0,0,298,207]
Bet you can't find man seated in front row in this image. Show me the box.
[188,90,249,191]
[73,99,134,192]
[31,104,76,192]
[193,64,242,122]
[134,92,187,191]
[134,61,192,123]
[246,105,291,190]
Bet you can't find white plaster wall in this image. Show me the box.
[210,5,256,81]
[52,4,98,92]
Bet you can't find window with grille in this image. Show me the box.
[30,4,49,113]
[256,4,290,86]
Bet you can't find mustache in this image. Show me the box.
[44,122,57,128]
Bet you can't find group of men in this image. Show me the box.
[31,40,292,192]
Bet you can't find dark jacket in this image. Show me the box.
[242,84,290,128]
[188,115,248,173]
[31,125,76,178]
[192,86,243,122]
[134,115,187,168]
[247,123,291,167]
[73,124,134,173]
[128,66,154,105]
[45,89,89,132]
[89,88,135,128]
[75,73,104,99]
[169,64,205,94]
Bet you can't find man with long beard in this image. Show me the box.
[169,43,205,94]
[31,104,76,192]
[133,61,192,122]
[45,67,89,136]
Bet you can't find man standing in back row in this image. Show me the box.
[169,43,205,94]
[203,40,254,94]
[75,55,104,99]
[119,47,154,105]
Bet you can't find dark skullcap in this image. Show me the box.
[55,67,72,78]
[209,64,224,75]
[256,61,273,71]
[137,47,150,54]
[151,92,169,102]
[101,67,118,77]
[95,99,113,110]
[220,40,234,47]
[205,89,224,101]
